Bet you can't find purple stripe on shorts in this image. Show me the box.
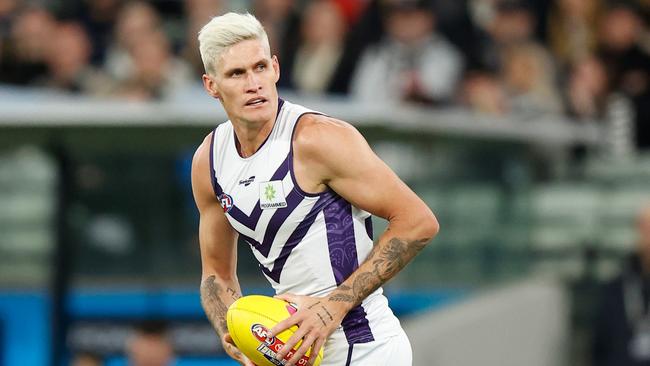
[323,195,374,344]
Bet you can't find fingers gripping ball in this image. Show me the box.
[227,295,323,366]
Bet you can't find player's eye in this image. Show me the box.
[256,63,266,71]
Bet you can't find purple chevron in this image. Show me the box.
[226,155,290,230]
[260,191,338,282]
[239,188,304,257]
[209,128,223,198]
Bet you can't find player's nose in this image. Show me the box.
[245,72,262,92]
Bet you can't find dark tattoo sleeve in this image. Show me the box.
[328,237,428,306]
[200,275,242,336]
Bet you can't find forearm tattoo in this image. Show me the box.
[328,237,428,305]
[200,275,241,336]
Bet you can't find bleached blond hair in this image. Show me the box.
[198,12,270,76]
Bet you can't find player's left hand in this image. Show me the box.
[269,293,347,366]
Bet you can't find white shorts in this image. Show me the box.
[320,328,412,366]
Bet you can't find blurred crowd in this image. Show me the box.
[0,0,648,143]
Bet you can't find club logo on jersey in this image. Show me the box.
[238,176,256,186]
[259,180,287,209]
[218,193,234,213]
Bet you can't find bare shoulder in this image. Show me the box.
[192,132,213,174]
[293,114,365,159]
[293,114,373,182]
[191,132,216,206]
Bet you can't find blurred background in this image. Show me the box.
[0,0,649,365]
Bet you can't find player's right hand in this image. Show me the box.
[222,333,256,366]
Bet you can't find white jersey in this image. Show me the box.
[209,99,404,352]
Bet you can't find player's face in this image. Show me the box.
[203,39,280,125]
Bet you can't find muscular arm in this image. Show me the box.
[272,115,439,364]
[327,236,429,306]
[303,116,438,311]
[191,134,251,365]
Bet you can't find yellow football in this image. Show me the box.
[226,295,323,366]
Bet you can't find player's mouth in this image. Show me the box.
[245,97,267,107]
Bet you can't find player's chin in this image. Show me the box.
[242,107,273,123]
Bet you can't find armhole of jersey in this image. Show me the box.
[288,111,329,198]
[208,127,222,199]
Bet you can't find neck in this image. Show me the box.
[232,118,275,157]
[230,98,279,158]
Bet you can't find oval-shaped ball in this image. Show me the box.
[226,295,323,366]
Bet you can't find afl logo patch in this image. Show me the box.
[218,193,234,213]
[251,324,275,345]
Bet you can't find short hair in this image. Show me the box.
[198,12,270,75]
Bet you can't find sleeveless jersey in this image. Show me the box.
[209,99,403,346]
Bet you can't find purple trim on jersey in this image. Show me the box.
[288,111,328,197]
[209,128,222,198]
[226,155,290,230]
[364,217,373,240]
[233,98,285,159]
[239,188,303,257]
[260,191,338,282]
[344,344,354,366]
[323,195,375,344]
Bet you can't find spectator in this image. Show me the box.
[351,0,464,105]
[500,41,562,114]
[593,204,650,366]
[0,6,56,85]
[252,0,301,88]
[596,2,650,148]
[597,2,650,98]
[471,0,539,71]
[547,0,603,68]
[116,30,193,101]
[181,0,225,77]
[433,0,483,67]
[75,0,122,65]
[565,54,609,119]
[460,70,508,115]
[127,321,174,366]
[39,22,112,94]
[327,0,386,94]
[292,0,347,94]
[104,1,161,82]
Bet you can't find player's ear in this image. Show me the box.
[272,55,280,83]
[202,74,221,100]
